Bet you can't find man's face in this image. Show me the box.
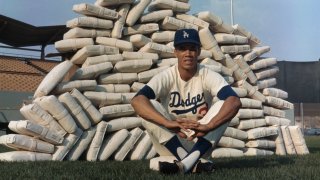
[174,43,200,71]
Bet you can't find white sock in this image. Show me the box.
[179,137,212,172]
[180,151,200,172]
[177,147,188,160]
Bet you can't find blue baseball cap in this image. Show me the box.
[174,28,201,47]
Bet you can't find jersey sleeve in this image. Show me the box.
[203,66,230,97]
[217,85,239,100]
[145,67,172,99]
[134,85,156,99]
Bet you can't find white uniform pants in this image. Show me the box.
[142,100,229,156]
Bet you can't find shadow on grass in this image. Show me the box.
[305,136,320,153]
[214,155,295,170]
[307,147,320,153]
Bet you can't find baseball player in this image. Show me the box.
[131,28,241,174]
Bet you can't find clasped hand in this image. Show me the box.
[164,118,212,140]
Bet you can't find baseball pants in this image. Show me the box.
[142,100,229,156]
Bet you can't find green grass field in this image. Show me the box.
[0,136,319,180]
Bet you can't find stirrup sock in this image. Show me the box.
[164,136,187,160]
[181,137,212,172]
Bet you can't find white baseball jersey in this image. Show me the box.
[146,64,229,120]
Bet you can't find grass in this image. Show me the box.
[0,136,319,180]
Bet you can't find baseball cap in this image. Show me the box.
[174,28,201,47]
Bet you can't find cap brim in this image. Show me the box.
[174,39,201,47]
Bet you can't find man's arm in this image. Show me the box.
[131,95,168,127]
[131,95,190,133]
[189,95,241,137]
[206,96,241,130]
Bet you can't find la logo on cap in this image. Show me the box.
[183,31,189,39]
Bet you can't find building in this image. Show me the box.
[0,14,68,133]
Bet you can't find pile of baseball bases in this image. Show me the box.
[0,0,309,166]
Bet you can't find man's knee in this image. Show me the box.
[204,122,229,146]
